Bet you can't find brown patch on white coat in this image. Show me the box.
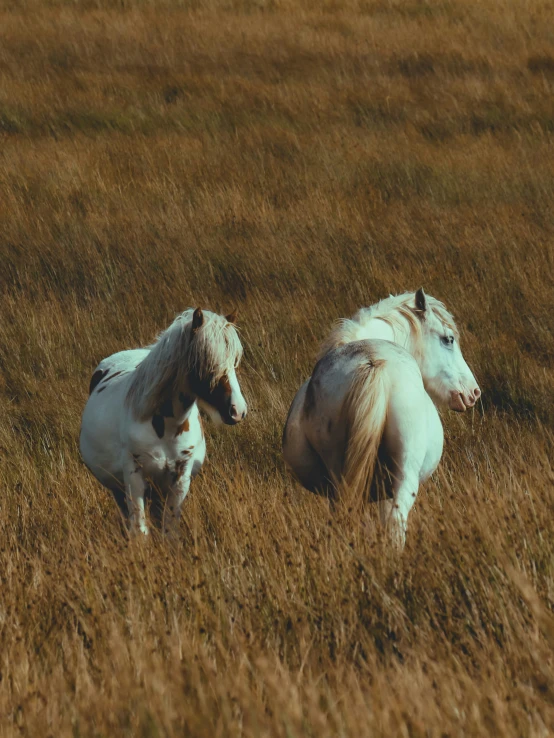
[89,369,108,394]
[175,418,190,436]
[190,373,237,425]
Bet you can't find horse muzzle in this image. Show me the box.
[223,404,247,425]
[450,387,481,412]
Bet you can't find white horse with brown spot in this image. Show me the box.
[283,290,480,548]
[80,308,247,536]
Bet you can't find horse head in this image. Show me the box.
[188,308,247,425]
[414,289,481,412]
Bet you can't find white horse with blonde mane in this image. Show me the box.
[283,289,480,548]
[80,308,247,536]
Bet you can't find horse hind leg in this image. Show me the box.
[283,424,333,498]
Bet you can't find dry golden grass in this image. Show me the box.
[1,0,554,735]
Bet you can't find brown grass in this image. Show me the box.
[1,0,554,735]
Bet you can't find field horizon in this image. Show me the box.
[1,0,554,735]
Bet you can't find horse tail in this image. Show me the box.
[341,358,390,501]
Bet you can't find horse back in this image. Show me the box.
[87,348,149,395]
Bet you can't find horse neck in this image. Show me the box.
[161,380,197,421]
[127,320,191,420]
[356,313,416,354]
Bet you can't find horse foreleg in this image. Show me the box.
[379,498,395,530]
[377,452,420,550]
[163,473,192,538]
[387,470,419,550]
[386,400,442,549]
[123,459,149,535]
[381,399,431,550]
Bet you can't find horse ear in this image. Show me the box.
[415,288,427,314]
[192,308,204,333]
[225,309,238,324]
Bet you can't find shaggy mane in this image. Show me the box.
[319,292,459,360]
[126,309,243,420]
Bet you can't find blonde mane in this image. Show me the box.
[320,292,459,360]
[126,309,243,420]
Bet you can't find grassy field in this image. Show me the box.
[1,0,554,735]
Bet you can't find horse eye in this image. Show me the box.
[441,335,454,347]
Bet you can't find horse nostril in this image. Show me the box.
[474,388,481,400]
[230,405,244,420]
[241,411,246,419]
[229,405,245,422]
